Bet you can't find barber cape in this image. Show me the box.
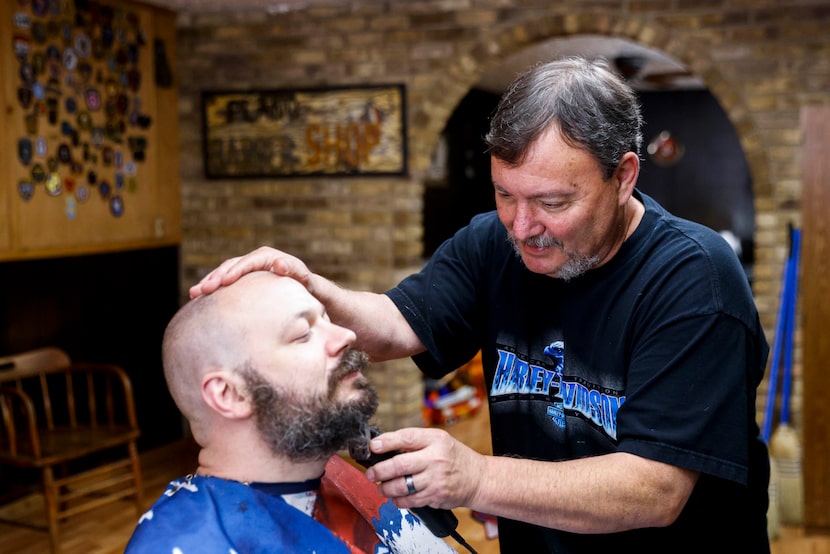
[126,455,456,554]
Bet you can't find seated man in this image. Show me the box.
[126,271,456,554]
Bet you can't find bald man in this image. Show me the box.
[126,272,456,554]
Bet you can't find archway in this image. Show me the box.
[424,36,756,283]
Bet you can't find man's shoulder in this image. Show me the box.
[441,210,513,264]
[127,474,352,554]
[125,476,232,552]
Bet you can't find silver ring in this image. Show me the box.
[405,474,417,495]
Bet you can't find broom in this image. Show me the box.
[770,226,803,526]
[761,227,793,540]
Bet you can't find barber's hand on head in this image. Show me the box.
[363,427,483,511]
[189,247,313,298]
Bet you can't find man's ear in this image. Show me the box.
[201,371,253,419]
[614,152,640,204]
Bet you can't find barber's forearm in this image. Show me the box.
[470,452,697,534]
[308,274,424,361]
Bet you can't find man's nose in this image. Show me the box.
[328,322,356,354]
[511,203,540,240]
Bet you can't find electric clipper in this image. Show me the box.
[348,423,477,553]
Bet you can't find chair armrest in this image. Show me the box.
[0,386,42,458]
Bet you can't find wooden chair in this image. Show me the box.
[0,346,143,553]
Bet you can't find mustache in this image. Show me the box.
[506,231,598,281]
[507,231,563,250]
[329,349,370,389]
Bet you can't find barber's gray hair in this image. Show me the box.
[484,56,643,180]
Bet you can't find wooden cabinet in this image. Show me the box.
[0,0,180,261]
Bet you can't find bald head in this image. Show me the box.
[162,272,313,433]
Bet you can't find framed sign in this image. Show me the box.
[202,84,407,178]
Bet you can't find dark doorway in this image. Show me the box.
[423,88,500,258]
[637,89,755,281]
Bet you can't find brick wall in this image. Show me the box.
[173,0,830,431]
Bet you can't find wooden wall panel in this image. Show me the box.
[0,0,179,261]
[800,105,830,531]
[0,0,12,251]
[149,8,181,244]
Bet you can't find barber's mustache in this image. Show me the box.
[508,232,563,249]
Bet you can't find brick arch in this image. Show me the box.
[410,14,770,208]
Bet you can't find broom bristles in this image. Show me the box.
[770,422,803,525]
[768,456,781,539]
[771,423,800,458]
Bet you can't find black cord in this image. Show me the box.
[449,529,478,554]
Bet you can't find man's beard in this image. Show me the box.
[240,349,379,462]
[508,233,599,281]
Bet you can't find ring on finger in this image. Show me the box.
[405,474,417,495]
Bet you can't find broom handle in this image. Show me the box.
[780,227,801,426]
[763,227,794,442]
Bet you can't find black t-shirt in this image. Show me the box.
[386,191,770,552]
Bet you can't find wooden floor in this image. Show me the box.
[0,403,827,554]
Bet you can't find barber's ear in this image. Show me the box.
[201,371,253,419]
[614,152,640,203]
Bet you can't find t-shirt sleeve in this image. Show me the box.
[613,229,767,486]
[386,212,505,377]
[616,311,762,485]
